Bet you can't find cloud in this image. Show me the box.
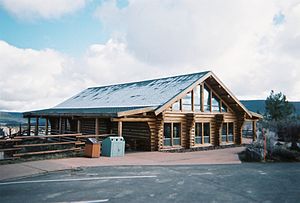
[93,0,300,101]
[0,0,87,20]
[0,41,88,111]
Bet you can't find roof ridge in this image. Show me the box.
[87,70,211,89]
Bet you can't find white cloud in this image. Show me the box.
[0,41,88,111]
[94,0,300,101]
[0,0,87,20]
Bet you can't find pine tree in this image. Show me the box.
[265,90,294,121]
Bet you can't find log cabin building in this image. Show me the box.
[23,71,262,151]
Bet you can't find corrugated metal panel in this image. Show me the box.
[54,71,208,109]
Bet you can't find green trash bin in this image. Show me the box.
[101,136,125,157]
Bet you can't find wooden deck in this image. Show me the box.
[0,133,114,158]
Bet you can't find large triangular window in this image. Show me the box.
[170,82,230,113]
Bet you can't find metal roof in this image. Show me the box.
[54,71,209,109]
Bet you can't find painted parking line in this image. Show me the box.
[55,199,109,203]
[0,175,157,186]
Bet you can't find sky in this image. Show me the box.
[0,0,299,112]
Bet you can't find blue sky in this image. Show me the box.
[0,0,299,111]
[0,1,110,56]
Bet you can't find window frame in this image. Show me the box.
[221,122,234,143]
[163,122,182,147]
[170,82,232,114]
[195,122,211,144]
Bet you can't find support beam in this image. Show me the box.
[209,89,212,112]
[27,117,31,136]
[95,118,99,135]
[200,84,204,112]
[19,123,22,136]
[63,118,67,134]
[35,117,39,136]
[252,120,257,141]
[59,117,62,134]
[77,119,81,133]
[118,121,122,137]
[191,89,195,112]
[45,118,49,135]
[111,117,156,122]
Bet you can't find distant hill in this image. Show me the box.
[0,111,26,126]
[241,100,300,115]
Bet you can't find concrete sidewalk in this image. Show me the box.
[0,147,245,181]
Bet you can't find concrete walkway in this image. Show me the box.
[0,147,245,181]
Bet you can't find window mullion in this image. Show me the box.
[171,123,174,146]
[202,123,204,144]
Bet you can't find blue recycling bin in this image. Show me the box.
[101,136,125,157]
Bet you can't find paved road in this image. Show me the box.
[1,163,299,203]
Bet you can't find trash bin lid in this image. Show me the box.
[86,138,98,144]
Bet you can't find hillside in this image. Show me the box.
[0,111,26,125]
[241,100,300,115]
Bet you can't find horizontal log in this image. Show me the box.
[0,148,21,152]
[14,133,82,139]
[76,134,116,138]
[13,141,84,148]
[0,139,22,143]
[13,147,82,157]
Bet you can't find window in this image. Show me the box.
[221,102,228,112]
[203,85,211,112]
[194,85,201,111]
[195,122,210,144]
[172,100,180,111]
[222,123,227,142]
[195,123,202,144]
[173,123,181,145]
[203,123,210,143]
[182,92,192,111]
[163,123,181,146]
[212,93,220,112]
[222,122,234,143]
[228,122,234,142]
[163,123,171,146]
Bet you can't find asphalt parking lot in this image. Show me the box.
[1,163,299,203]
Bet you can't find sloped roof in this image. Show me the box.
[24,70,258,119]
[54,71,209,109]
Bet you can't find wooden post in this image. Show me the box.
[191,90,195,111]
[19,123,22,136]
[209,89,212,112]
[35,117,39,135]
[118,121,122,137]
[27,117,31,136]
[95,118,99,135]
[179,99,182,111]
[45,118,49,135]
[77,119,81,133]
[220,101,222,112]
[59,117,62,134]
[200,84,204,112]
[62,118,67,134]
[252,120,257,141]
